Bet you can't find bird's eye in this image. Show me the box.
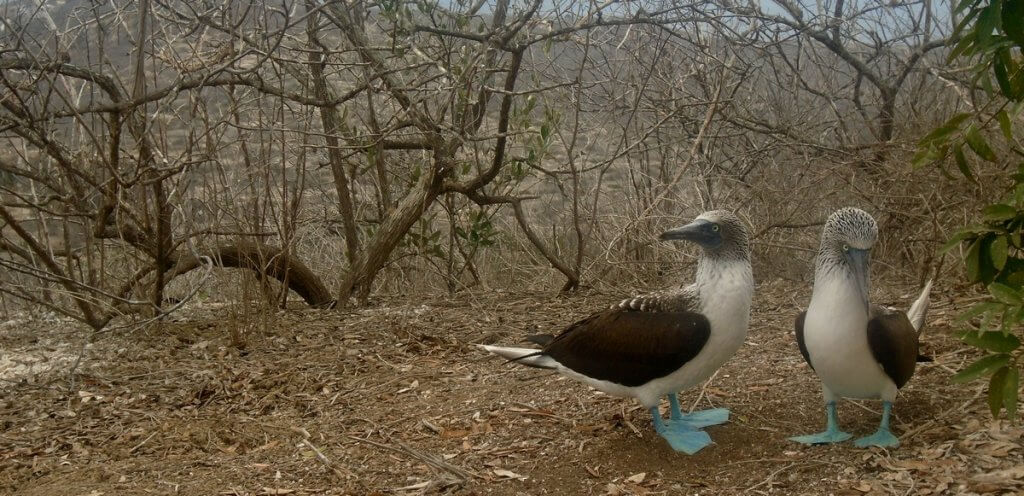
[842,244,850,252]
[711,224,720,232]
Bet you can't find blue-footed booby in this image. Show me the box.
[479,210,753,454]
[791,207,932,448]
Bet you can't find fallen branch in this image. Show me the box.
[164,241,333,308]
[291,426,354,479]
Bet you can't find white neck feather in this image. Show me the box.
[694,258,754,311]
[809,269,866,319]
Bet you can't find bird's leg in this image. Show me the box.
[667,393,730,428]
[649,405,712,455]
[669,393,684,420]
[854,401,900,448]
[651,406,667,432]
[789,401,853,445]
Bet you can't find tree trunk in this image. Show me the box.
[165,241,334,308]
[872,87,897,165]
[336,151,449,305]
[151,176,172,310]
[307,9,360,268]
[511,200,579,292]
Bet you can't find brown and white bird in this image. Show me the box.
[790,207,932,448]
[479,210,753,454]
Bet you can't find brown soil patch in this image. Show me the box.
[1,280,1021,495]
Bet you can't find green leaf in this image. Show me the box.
[990,236,1010,270]
[949,29,978,61]
[956,6,982,35]
[957,301,1002,324]
[989,282,1022,304]
[1004,0,1024,46]
[954,143,977,182]
[954,0,978,16]
[997,110,1014,141]
[1000,50,1022,99]
[966,125,998,162]
[1005,366,1020,420]
[994,55,1014,98]
[966,237,981,282]
[940,229,977,254]
[936,160,958,181]
[983,204,1017,222]
[921,113,971,143]
[981,299,999,331]
[981,66,996,98]
[1001,304,1018,334]
[990,366,1008,416]
[954,353,1012,383]
[913,143,945,168]
[960,329,1022,352]
[976,4,999,47]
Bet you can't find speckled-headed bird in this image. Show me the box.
[791,207,931,448]
[480,210,753,454]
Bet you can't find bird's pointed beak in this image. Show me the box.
[659,220,708,242]
[847,248,871,313]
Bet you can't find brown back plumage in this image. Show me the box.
[794,311,813,371]
[539,307,711,388]
[866,305,922,389]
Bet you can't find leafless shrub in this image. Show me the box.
[0,0,997,330]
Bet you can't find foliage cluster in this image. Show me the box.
[920,0,1024,420]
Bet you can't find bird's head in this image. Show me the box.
[820,207,878,311]
[660,210,749,259]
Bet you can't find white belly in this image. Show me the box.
[637,263,753,406]
[804,282,895,400]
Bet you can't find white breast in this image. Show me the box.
[804,277,895,400]
[635,261,753,406]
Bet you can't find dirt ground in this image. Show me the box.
[1,279,1022,495]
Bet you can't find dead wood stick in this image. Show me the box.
[300,439,331,466]
[688,370,721,413]
[299,438,353,478]
[290,426,352,478]
[347,435,480,481]
[129,431,158,453]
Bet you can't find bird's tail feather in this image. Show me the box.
[477,344,557,369]
[907,279,933,335]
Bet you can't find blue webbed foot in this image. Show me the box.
[790,401,851,445]
[854,401,899,448]
[789,429,853,445]
[650,405,714,455]
[854,428,899,448]
[659,426,712,455]
[666,394,730,428]
[675,408,730,428]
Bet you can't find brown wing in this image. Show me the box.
[541,308,711,388]
[866,305,920,389]
[794,310,813,370]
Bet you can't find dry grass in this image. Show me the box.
[1,279,1021,495]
